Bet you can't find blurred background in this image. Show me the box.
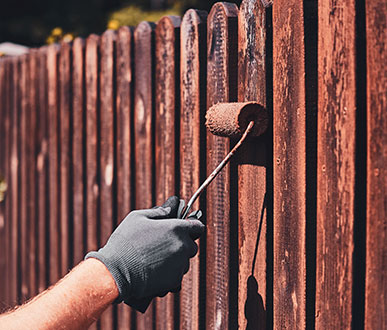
[0,0,242,47]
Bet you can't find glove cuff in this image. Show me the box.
[85,240,146,303]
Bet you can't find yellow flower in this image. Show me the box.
[52,27,63,37]
[63,33,74,42]
[107,19,120,30]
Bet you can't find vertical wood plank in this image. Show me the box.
[134,21,156,329]
[99,29,116,330]
[28,50,38,297]
[0,59,6,309]
[180,9,207,330]
[19,54,30,301]
[316,0,356,328]
[206,3,238,329]
[47,44,61,285]
[365,1,386,329]
[238,1,268,328]
[273,0,307,328]
[37,47,49,293]
[85,34,100,330]
[155,15,181,330]
[59,41,72,276]
[116,25,133,330]
[72,38,86,266]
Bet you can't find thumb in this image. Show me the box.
[160,196,180,218]
[185,219,206,240]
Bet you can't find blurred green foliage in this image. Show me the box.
[1,0,241,46]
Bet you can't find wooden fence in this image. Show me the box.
[0,0,385,329]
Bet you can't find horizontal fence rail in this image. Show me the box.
[0,0,385,329]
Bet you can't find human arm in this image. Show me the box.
[0,258,118,330]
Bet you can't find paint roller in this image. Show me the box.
[180,101,268,219]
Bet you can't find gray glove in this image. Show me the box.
[85,196,205,310]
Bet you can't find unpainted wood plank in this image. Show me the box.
[316,0,356,328]
[59,41,72,276]
[19,54,30,301]
[85,34,100,330]
[9,57,20,305]
[179,9,207,330]
[47,44,61,285]
[115,25,133,330]
[206,3,238,329]
[365,1,386,329]
[134,21,156,329]
[36,47,49,293]
[154,15,181,330]
[99,29,117,330]
[238,0,268,329]
[72,38,86,266]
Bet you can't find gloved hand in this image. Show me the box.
[85,196,205,311]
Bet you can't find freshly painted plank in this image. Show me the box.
[180,9,207,330]
[19,54,29,301]
[36,47,49,294]
[365,1,386,329]
[273,0,307,328]
[99,29,116,330]
[28,50,38,297]
[47,44,61,285]
[134,21,156,329]
[206,3,238,329]
[72,38,86,266]
[85,34,100,330]
[155,15,181,330]
[115,25,133,330]
[238,0,268,328]
[59,41,72,276]
[316,0,356,328]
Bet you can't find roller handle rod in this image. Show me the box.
[181,121,255,219]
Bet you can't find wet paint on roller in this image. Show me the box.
[206,3,238,329]
[59,41,72,277]
[72,38,86,267]
[180,9,207,330]
[365,0,386,328]
[155,15,181,330]
[115,26,133,330]
[237,0,269,328]
[316,0,357,328]
[99,29,117,330]
[85,34,100,330]
[47,45,61,286]
[273,0,307,328]
[134,21,156,329]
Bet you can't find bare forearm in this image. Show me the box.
[0,258,119,330]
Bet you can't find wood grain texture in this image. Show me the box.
[238,1,268,329]
[206,3,238,329]
[273,0,306,328]
[115,25,133,330]
[179,9,207,330]
[99,29,116,330]
[316,0,356,328]
[72,38,86,266]
[36,47,49,293]
[85,34,100,330]
[59,41,72,276]
[155,15,181,330]
[134,21,156,329]
[28,50,38,297]
[365,1,386,329]
[47,44,61,285]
